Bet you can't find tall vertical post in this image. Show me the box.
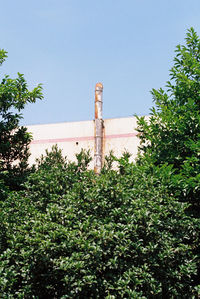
[94,82,103,174]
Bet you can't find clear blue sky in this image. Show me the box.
[1,0,200,125]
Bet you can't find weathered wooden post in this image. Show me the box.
[94,82,103,174]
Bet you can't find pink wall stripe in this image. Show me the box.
[31,136,94,144]
[31,132,138,145]
[106,133,138,139]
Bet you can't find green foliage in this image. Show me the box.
[1,30,200,298]
[0,148,199,298]
[0,49,43,191]
[0,49,7,66]
[137,28,200,207]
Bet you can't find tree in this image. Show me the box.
[0,148,199,298]
[0,49,43,191]
[137,28,200,208]
[1,31,200,298]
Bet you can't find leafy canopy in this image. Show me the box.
[0,148,199,298]
[0,49,43,191]
[137,27,200,207]
[0,29,200,298]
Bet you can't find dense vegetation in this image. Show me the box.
[137,28,200,211]
[0,49,43,192]
[0,28,200,298]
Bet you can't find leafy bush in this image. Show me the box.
[137,28,200,208]
[1,29,200,298]
[0,148,199,298]
[0,49,43,191]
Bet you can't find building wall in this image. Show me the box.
[26,116,141,167]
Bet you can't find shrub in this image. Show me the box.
[137,28,200,208]
[0,148,199,298]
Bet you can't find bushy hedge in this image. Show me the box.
[0,148,199,298]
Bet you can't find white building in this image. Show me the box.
[27,116,140,168]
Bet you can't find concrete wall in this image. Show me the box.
[26,116,140,167]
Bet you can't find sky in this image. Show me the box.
[0,0,200,125]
